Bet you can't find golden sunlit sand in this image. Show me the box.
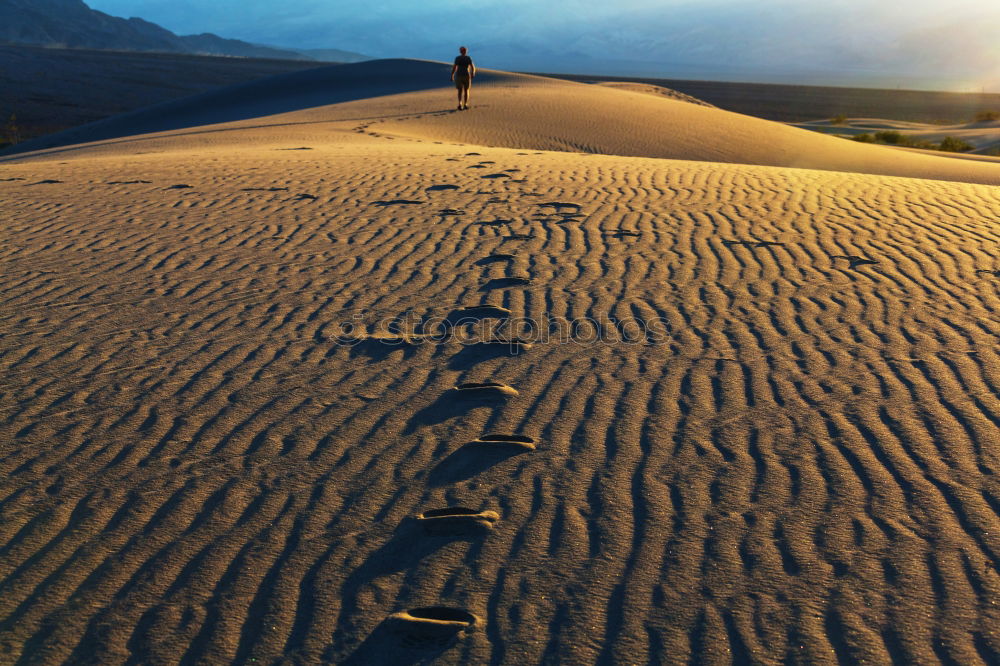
[1,59,999,664]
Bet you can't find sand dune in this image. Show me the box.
[8,59,1000,186]
[1,59,999,664]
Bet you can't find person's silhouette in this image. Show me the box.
[450,46,476,110]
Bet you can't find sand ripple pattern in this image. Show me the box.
[1,146,999,664]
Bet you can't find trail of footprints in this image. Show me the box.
[348,154,956,657]
[373,163,541,653]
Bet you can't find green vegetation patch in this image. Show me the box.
[851,130,973,153]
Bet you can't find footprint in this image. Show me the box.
[448,305,512,322]
[415,507,500,534]
[438,208,465,216]
[452,382,518,399]
[481,277,531,290]
[465,433,536,451]
[474,254,515,265]
[481,173,511,179]
[166,184,193,189]
[832,255,878,269]
[722,239,785,248]
[426,184,460,191]
[480,338,533,353]
[374,199,424,206]
[387,607,480,649]
[536,201,581,212]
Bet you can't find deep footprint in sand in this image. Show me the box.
[452,382,518,399]
[465,434,537,451]
[374,199,424,206]
[415,507,500,534]
[474,253,516,265]
[481,276,531,290]
[536,201,581,212]
[723,239,785,248]
[448,305,512,322]
[387,607,480,649]
[832,254,879,269]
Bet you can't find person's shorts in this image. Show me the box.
[455,73,471,89]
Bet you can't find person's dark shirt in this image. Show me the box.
[454,55,473,74]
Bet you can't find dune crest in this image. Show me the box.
[6,59,1000,185]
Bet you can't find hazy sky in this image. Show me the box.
[85,0,1000,90]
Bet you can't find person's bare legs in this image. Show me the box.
[456,80,471,110]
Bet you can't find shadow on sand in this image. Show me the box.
[2,59,514,158]
[333,522,482,664]
[426,444,527,486]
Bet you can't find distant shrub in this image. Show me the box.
[973,110,1000,122]
[874,130,904,145]
[938,136,974,152]
[830,114,848,125]
[849,130,972,153]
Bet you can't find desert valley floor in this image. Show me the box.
[1,61,999,664]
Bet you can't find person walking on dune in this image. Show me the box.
[451,46,476,110]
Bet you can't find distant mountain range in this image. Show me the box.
[0,0,367,62]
